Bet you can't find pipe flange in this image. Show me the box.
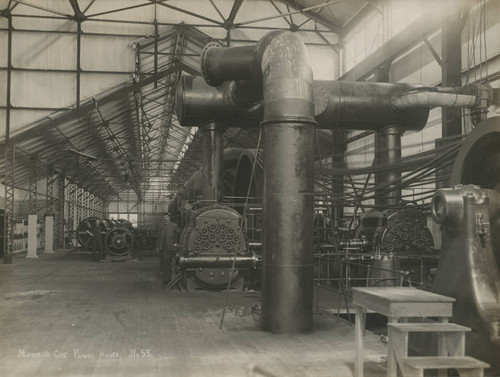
[201,41,223,87]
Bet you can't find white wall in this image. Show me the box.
[343,0,500,190]
[0,0,339,137]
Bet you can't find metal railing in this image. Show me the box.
[313,249,439,320]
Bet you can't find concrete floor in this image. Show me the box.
[0,251,388,377]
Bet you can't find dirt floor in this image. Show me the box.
[0,250,388,377]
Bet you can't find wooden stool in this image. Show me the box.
[388,322,489,377]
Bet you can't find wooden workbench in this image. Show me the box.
[351,287,455,377]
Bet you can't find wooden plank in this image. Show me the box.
[401,356,490,369]
[352,288,455,304]
[389,302,452,318]
[387,323,470,332]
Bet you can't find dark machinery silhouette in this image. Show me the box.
[431,117,500,373]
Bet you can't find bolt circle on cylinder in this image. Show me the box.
[201,41,223,87]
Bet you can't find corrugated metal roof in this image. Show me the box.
[1,1,372,203]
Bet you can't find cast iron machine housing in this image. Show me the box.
[345,207,436,287]
[167,148,262,290]
[430,117,500,372]
[176,204,258,289]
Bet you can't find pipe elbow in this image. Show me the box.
[200,31,315,124]
[256,31,315,123]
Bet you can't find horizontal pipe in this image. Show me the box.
[177,254,259,269]
[175,76,430,132]
[339,238,370,251]
[391,86,480,111]
[201,43,259,86]
[175,76,263,127]
[316,81,429,132]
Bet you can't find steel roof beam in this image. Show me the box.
[223,0,244,29]
[284,0,341,31]
[340,0,468,81]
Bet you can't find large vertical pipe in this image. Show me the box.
[201,122,224,203]
[375,126,403,205]
[258,32,315,333]
[262,123,315,332]
[200,31,316,332]
[373,65,402,206]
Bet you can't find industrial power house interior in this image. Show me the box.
[1,0,500,376]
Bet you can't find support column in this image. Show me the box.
[68,183,76,233]
[373,63,402,206]
[29,158,38,216]
[44,216,54,253]
[200,122,224,202]
[82,191,89,219]
[89,193,94,217]
[103,200,109,218]
[56,174,65,248]
[332,129,346,222]
[442,12,463,138]
[76,188,83,224]
[375,126,403,206]
[26,214,38,258]
[3,146,15,264]
[46,166,54,214]
[3,11,14,264]
[438,11,465,189]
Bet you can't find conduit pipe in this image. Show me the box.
[202,30,315,333]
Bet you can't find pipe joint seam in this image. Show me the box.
[260,117,317,127]
[378,125,404,136]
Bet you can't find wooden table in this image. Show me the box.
[351,287,455,377]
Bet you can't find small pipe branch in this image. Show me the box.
[391,84,493,111]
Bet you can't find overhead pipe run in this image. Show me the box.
[176,78,496,131]
[176,77,430,131]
